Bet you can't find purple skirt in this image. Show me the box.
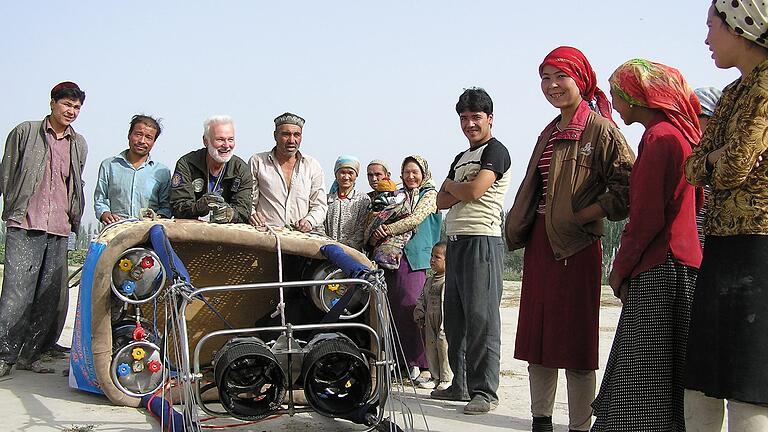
[384,256,428,369]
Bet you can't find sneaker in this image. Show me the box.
[414,370,432,384]
[430,385,470,401]
[418,379,436,389]
[463,395,498,415]
[436,381,451,391]
[0,360,11,378]
[16,360,54,374]
[408,366,421,381]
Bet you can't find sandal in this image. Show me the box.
[16,360,55,374]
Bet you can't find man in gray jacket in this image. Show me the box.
[0,82,88,376]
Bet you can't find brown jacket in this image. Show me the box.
[505,108,635,260]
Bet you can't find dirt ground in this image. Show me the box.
[0,282,629,432]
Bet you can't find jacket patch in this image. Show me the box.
[171,172,184,188]
[231,177,241,192]
[192,178,205,193]
[580,142,593,156]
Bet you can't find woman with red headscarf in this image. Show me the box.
[591,59,703,432]
[505,46,634,432]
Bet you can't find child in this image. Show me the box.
[369,176,400,212]
[413,242,453,390]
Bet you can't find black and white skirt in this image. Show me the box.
[591,254,697,432]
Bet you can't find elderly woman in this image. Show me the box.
[366,155,441,381]
[591,59,703,432]
[505,46,634,432]
[321,155,371,251]
[684,3,768,431]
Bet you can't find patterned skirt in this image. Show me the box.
[591,254,697,432]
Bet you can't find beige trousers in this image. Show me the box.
[685,389,768,432]
[529,363,595,431]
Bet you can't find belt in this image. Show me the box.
[447,234,478,241]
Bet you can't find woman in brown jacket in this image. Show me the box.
[505,46,634,432]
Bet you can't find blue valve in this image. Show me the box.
[331,298,339,307]
[117,363,131,377]
[121,280,136,295]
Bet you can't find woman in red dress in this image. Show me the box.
[505,46,634,432]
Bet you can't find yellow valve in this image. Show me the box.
[345,379,354,388]
[119,258,133,272]
[131,347,146,360]
[327,283,340,292]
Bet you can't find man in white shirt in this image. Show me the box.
[249,113,327,232]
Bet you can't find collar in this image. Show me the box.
[549,100,590,142]
[44,117,73,139]
[117,149,153,167]
[640,112,671,142]
[189,148,235,179]
[469,137,495,151]
[268,146,305,163]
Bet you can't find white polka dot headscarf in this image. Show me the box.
[714,0,768,48]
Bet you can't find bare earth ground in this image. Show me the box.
[0,280,628,432]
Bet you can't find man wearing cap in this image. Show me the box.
[249,112,327,232]
[94,114,171,224]
[170,115,252,224]
[366,160,392,200]
[0,82,88,376]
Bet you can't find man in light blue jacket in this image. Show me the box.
[94,115,171,224]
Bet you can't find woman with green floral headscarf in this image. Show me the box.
[592,58,703,431]
[683,2,768,431]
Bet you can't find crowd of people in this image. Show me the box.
[0,1,766,430]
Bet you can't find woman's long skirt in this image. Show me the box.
[384,256,428,369]
[514,213,602,370]
[591,254,697,432]
[686,234,768,405]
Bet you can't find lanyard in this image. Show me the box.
[208,163,227,194]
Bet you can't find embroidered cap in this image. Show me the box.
[274,112,305,128]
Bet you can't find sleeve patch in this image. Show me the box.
[171,171,184,188]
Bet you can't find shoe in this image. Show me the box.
[0,360,11,378]
[430,385,470,401]
[463,395,498,415]
[418,379,436,389]
[414,370,432,384]
[43,349,67,359]
[408,366,421,381]
[16,360,54,374]
[436,381,451,391]
[532,416,553,432]
[52,344,70,353]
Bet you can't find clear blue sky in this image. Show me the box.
[0,1,738,226]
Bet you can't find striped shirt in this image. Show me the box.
[536,139,555,214]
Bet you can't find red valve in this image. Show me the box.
[132,322,146,341]
[147,360,162,373]
[140,256,154,269]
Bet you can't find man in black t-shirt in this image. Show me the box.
[434,87,512,415]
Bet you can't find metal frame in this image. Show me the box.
[168,278,390,431]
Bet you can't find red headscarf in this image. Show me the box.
[609,59,702,145]
[540,46,616,125]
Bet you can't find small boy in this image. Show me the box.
[413,242,453,390]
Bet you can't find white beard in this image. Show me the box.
[207,144,233,164]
